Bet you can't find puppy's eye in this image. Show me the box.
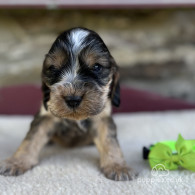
[48,65,55,71]
[92,63,103,73]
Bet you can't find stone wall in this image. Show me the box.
[1,9,195,102]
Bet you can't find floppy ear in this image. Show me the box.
[42,82,50,110]
[109,57,120,107]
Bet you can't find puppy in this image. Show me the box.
[0,27,136,181]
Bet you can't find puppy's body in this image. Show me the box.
[0,28,136,181]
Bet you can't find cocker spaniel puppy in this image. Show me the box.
[0,27,137,181]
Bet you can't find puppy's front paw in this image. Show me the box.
[0,158,36,176]
[101,164,138,181]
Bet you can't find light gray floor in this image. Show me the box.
[0,111,195,194]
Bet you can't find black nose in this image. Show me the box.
[65,96,82,108]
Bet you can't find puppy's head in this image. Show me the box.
[42,27,120,120]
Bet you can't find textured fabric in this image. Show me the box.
[0,111,195,194]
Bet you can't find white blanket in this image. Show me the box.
[0,111,195,194]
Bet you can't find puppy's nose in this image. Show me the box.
[65,96,82,108]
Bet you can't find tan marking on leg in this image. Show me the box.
[94,117,124,167]
[93,114,137,181]
[0,114,59,176]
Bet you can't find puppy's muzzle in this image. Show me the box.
[64,96,82,109]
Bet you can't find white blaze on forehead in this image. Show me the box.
[69,29,89,53]
[62,29,89,83]
[60,29,89,84]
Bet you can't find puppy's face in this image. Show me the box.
[42,28,120,120]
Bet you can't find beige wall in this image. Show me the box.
[1,9,195,102]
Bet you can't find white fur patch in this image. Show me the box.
[59,29,89,83]
[60,64,77,84]
[69,29,89,53]
[59,29,89,85]
[62,69,77,83]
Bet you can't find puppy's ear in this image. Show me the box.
[109,57,120,107]
[42,82,50,110]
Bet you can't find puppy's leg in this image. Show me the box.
[94,117,137,181]
[0,114,57,176]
